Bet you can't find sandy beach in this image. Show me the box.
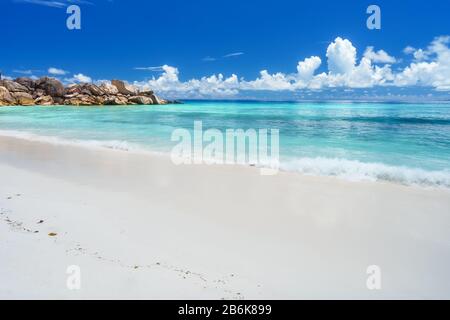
[1,135,450,299]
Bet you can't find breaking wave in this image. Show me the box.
[281,157,450,189]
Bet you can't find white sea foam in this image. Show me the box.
[281,157,450,189]
[0,129,159,155]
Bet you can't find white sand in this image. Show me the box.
[1,135,450,299]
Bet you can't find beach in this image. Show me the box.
[1,135,450,299]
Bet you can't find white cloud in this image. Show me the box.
[223,52,244,58]
[413,49,428,61]
[14,0,93,8]
[395,36,450,90]
[297,56,322,80]
[134,65,240,97]
[48,67,68,75]
[66,73,92,83]
[242,70,293,91]
[134,66,165,71]
[13,69,34,75]
[404,46,429,61]
[403,46,416,55]
[131,36,450,98]
[363,47,396,64]
[326,37,356,75]
[15,0,66,8]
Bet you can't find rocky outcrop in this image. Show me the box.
[111,80,137,95]
[64,94,98,106]
[99,82,119,95]
[65,83,105,97]
[12,92,35,106]
[15,77,36,91]
[0,77,178,106]
[36,77,65,97]
[0,86,16,106]
[104,95,128,105]
[128,95,154,105]
[0,80,29,93]
[35,95,54,106]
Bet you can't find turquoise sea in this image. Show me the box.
[1,101,450,188]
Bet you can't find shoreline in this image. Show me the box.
[0,128,449,190]
[1,135,450,299]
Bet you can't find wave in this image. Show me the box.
[281,157,450,189]
[1,129,449,189]
[0,129,159,155]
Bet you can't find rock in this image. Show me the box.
[104,95,128,105]
[15,77,36,90]
[149,93,162,105]
[85,84,105,96]
[66,83,105,97]
[53,97,64,105]
[32,89,46,99]
[0,79,29,93]
[64,93,80,99]
[36,77,65,97]
[94,96,106,105]
[128,95,153,105]
[99,82,119,95]
[34,95,54,105]
[12,92,35,106]
[65,84,83,95]
[64,94,97,106]
[0,86,16,106]
[139,90,154,96]
[111,80,137,95]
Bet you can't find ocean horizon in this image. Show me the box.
[1,100,449,188]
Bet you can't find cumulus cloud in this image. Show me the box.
[48,67,68,75]
[134,65,240,97]
[404,46,429,61]
[242,70,293,91]
[297,56,322,80]
[363,47,396,64]
[412,49,428,61]
[403,46,416,55]
[326,37,357,75]
[131,36,450,98]
[395,36,450,90]
[65,73,92,83]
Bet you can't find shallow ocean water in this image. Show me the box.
[1,101,450,187]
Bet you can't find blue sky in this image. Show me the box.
[1,0,450,100]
